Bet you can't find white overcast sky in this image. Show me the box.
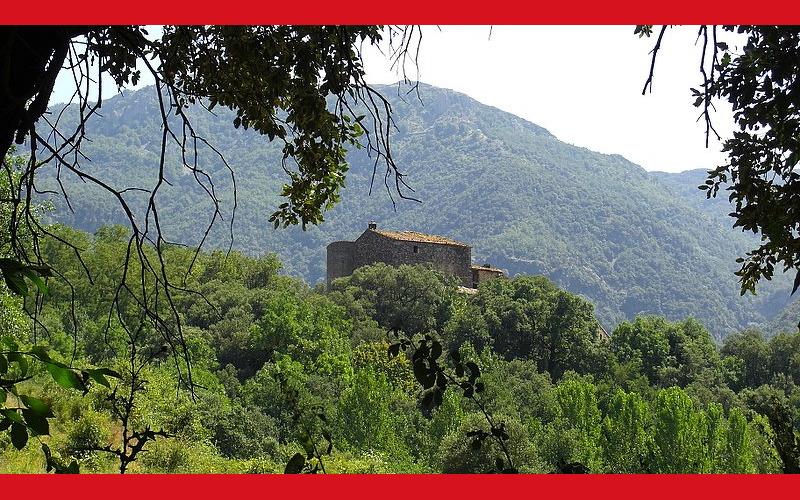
[362,25,739,174]
[50,25,739,174]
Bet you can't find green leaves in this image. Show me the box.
[85,368,121,388]
[467,429,487,450]
[46,362,86,392]
[1,341,121,453]
[31,344,120,393]
[387,342,402,358]
[21,409,49,436]
[411,336,449,409]
[3,408,23,423]
[284,453,306,474]
[6,351,28,375]
[1,393,54,450]
[10,422,27,449]
[453,357,484,399]
[490,423,510,441]
[0,258,52,296]
[20,395,53,418]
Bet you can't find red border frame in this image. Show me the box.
[4,8,800,498]
[3,473,800,498]
[12,1,800,24]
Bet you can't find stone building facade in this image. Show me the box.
[470,264,505,288]
[327,222,503,288]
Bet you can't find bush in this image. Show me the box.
[137,437,236,473]
[63,410,112,459]
[436,412,538,473]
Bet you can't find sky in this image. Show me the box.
[50,25,739,174]
[361,25,739,174]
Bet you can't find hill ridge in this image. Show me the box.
[38,82,793,337]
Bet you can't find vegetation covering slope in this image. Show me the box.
[37,83,792,337]
[2,228,798,473]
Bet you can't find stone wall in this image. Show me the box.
[471,266,505,288]
[353,230,472,286]
[326,240,355,284]
[326,228,473,287]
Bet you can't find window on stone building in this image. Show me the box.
[413,245,419,254]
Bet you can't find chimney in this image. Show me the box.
[368,221,377,230]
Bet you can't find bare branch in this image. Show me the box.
[642,25,669,95]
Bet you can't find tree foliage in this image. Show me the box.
[465,276,605,379]
[6,25,800,473]
[641,25,800,302]
[0,26,421,401]
[2,233,798,473]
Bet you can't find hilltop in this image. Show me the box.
[37,83,793,337]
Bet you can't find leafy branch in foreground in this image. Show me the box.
[639,25,800,304]
[390,333,518,473]
[0,338,121,472]
[277,371,333,474]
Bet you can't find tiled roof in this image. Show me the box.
[372,230,470,247]
[471,265,503,273]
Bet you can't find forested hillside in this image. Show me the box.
[2,228,798,473]
[8,24,800,477]
[36,83,794,337]
[650,169,800,336]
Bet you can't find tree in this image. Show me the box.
[553,376,603,471]
[436,412,533,473]
[469,276,602,380]
[336,367,411,454]
[724,407,754,473]
[662,317,720,387]
[768,331,800,385]
[611,316,719,388]
[640,26,800,300]
[649,386,707,473]
[1,26,421,392]
[720,329,771,391]
[609,316,671,384]
[601,390,650,473]
[328,263,458,338]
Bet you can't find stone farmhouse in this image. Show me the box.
[326,222,505,288]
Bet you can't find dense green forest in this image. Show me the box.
[5,25,800,476]
[36,83,794,337]
[2,225,800,473]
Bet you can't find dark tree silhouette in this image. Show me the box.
[1,25,422,389]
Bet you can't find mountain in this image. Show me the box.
[649,168,799,336]
[37,83,795,338]
[648,169,738,226]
